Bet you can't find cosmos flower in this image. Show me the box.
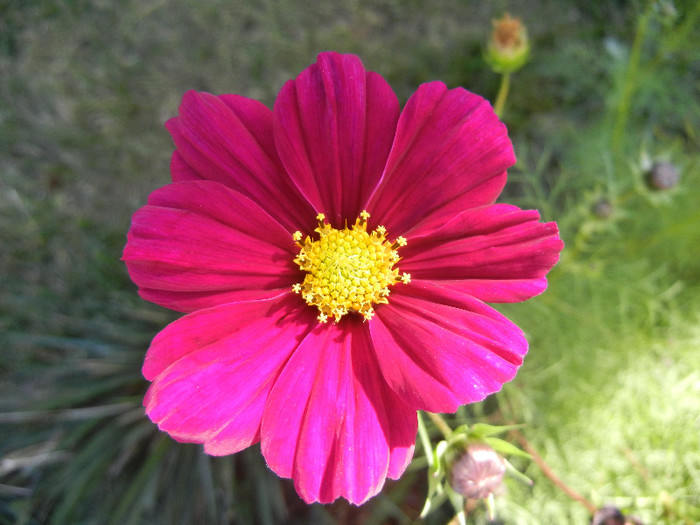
[122,51,563,505]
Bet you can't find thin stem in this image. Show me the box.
[493,72,511,118]
[425,411,453,439]
[486,492,496,520]
[512,430,597,514]
[416,411,435,468]
[611,1,654,154]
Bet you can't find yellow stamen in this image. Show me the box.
[392,236,407,249]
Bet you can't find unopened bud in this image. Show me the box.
[591,505,645,525]
[646,160,679,190]
[593,199,614,219]
[485,13,530,74]
[654,0,678,26]
[591,506,625,525]
[448,442,506,500]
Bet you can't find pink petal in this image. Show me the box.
[399,204,563,302]
[170,151,201,182]
[261,320,417,505]
[273,52,400,226]
[123,180,300,313]
[366,82,515,235]
[166,90,314,232]
[143,294,315,454]
[370,281,527,413]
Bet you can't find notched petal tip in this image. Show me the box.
[142,296,315,455]
[366,82,516,234]
[164,88,314,231]
[261,322,417,505]
[371,281,528,413]
[400,204,564,303]
[122,180,299,312]
[273,51,400,226]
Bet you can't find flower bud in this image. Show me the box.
[485,13,530,74]
[593,199,614,219]
[591,506,625,525]
[447,441,506,500]
[646,160,679,190]
[654,0,678,26]
[590,505,645,525]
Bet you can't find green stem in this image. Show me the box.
[416,412,435,468]
[425,411,453,439]
[486,493,496,521]
[611,1,654,155]
[493,72,511,118]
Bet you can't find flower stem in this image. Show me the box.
[416,412,435,468]
[425,411,453,439]
[512,430,597,514]
[493,72,511,118]
[611,0,654,155]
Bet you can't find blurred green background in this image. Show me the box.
[1,0,699,523]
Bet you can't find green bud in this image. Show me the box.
[485,13,530,74]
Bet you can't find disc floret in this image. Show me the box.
[292,211,410,323]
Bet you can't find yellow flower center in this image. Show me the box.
[292,211,411,323]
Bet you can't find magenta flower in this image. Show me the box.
[123,52,563,505]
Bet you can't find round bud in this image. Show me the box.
[485,13,530,74]
[448,442,506,500]
[593,199,614,219]
[646,160,679,190]
[591,505,625,525]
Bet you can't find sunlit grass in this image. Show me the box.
[497,312,700,524]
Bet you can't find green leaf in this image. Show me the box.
[483,437,532,459]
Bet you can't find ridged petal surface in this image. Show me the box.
[370,281,527,413]
[366,82,515,236]
[400,204,563,302]
[261,320,417,504]
[273,52,400,226]
[123,180,299,312]
[166,91,314,232]
[143,295,314,453]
